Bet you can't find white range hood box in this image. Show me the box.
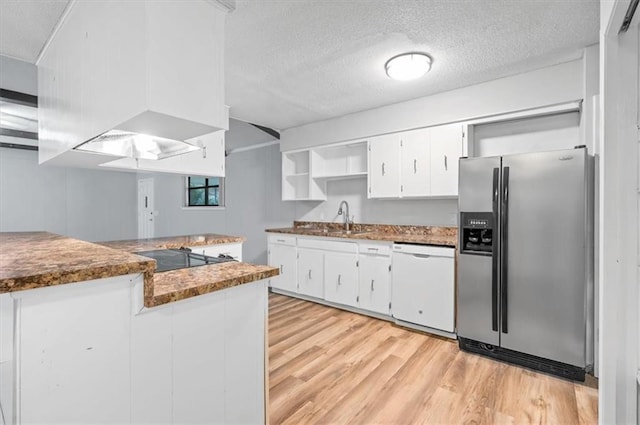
[37,0,230,167]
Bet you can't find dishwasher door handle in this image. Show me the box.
[411,253,432,259]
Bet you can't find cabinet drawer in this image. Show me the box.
[297,238,357,253]
[268,234,296,246]
[392,244,454,258]
[358,241,392,256]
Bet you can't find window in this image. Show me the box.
[186,176,224,207]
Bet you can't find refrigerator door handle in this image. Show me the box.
[491,167,499,332]
[501,166,510,334]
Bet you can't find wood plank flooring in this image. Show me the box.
[268,293,598,425]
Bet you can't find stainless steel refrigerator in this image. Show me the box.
[457,147,593,381]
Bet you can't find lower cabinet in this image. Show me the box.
[266,234,455,337]
[358,252,391,315]
[297,248,324,298]
[324,251,359,307]
[267,235,298,292]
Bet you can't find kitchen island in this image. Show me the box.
[0,232,278,425]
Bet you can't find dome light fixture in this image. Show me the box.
[385,52,432,81]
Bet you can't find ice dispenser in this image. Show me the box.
[460,212,494,255]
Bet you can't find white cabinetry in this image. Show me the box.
[368,134,401,198]
[297,248,324,299]
[1,274,268,424]
[368,123,464,198]
[37,1,229,167]
[282,141,368,201]
[16,275,133,424]
[430,123,464,196]
[391,244,455,332]
[102,130,226,177]
[400,128,430,197]
[323,242,359,307]
[267,235,298,292]
[357,242,392,315]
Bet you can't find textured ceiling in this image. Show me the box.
[0,0,69,63]
[226,0,599,130]
[0,0,599,133]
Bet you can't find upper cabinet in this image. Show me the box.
[368,134,401,198]
[281,122,465,201]
[400,128,431,197]
[429,123,465,197]
[37,1,230,173]
[282,141,367,201]
[368,123,464,198]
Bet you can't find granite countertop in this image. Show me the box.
[0,232,154,294]
[1,232,278,308]
[100,233,245,252]
[266,221,458,248]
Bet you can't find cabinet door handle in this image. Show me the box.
[382,162,385,176]
[338,274,342,285]
[370,279,374,291]
[413,159,417,174]
[280,265,284,273]
[202,146,207,159]
[276,239,286,243]
[308,269,312,279]
[444,155,448,171]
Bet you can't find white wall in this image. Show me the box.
[280,59,584,151]
[0,55,37,95]
[281,58,589,228]
[295,179,457,226]
[152,143,296,264]
[0,148,138,241]
[0,54,138,242]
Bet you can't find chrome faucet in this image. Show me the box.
[337,200,352,232]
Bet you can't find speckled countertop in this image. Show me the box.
[1,232,278,308]
[99,233,245,252]
[267,221,458,248]
[0,232,155,294]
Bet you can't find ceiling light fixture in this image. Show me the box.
[385,52,432,81]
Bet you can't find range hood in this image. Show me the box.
[36,0,232,167]
[75,130,201,160]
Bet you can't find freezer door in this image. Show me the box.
[458,156,501,212]
[457,156,501,345]
[500,149,587,367]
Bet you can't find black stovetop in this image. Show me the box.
[136,248,235,273]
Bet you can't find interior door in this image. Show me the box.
[500,149,587,367]
[137,178,154,239]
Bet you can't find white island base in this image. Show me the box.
[0,274,268,425]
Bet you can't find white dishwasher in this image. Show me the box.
[391,243,455,333]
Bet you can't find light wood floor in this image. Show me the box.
[268,293,598,425]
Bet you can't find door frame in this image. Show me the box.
[137,178,154,239]
[598,2,639,424]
